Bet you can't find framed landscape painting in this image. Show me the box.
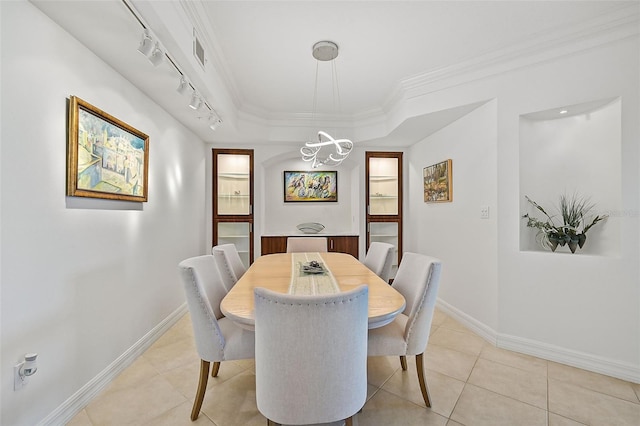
[67,96,149,202]
[423,159,452,203]
[284,170,337,202]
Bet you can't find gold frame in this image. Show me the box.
[67,96,149,202]
[423,159,452,203]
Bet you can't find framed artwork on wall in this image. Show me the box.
[67,96,149,202]
[423,159,452,203]
[284,170,337,202]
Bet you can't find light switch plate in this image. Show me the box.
[480,206,490,219]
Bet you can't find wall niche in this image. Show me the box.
[518,98,621,255]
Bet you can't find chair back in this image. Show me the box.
[392,252,442,355]
[363,242,395,282]
[212,244,246,292]
[286,236,328,253]
[178,255,227,361]
[254,285,368,425]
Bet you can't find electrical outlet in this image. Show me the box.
[480,206,490,219]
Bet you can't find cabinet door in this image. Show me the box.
[328,236,359,258]
[261,236,287,255]
[366,152,402,278]
[213,149,254,264]
[217,222,252,268]
[368,222,399,273]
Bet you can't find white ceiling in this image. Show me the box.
[30,1,635,146]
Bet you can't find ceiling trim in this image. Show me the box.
[391,4,640,108]
[190,2,639,134]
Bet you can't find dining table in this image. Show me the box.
[220,252,406,330]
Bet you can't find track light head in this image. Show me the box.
[137,29,155,57]
[137,29,164,66]
[177,77,190,95]
[188,92,202,110]
[148,43,164,66]
[208,112,222,131]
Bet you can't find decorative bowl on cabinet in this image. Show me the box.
[296,222,325,234]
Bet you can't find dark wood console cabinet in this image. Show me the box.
[261,235,359,258]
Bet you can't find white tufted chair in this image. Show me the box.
[363,242,396,283]
[254,285,369,426]
[367,252,442,407]
[178,255,255,421]
[212,243,247,292]
[286,236,328,253]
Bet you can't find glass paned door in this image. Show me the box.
[368,157,399,215]
[213,149,254,265]
[217,154,251,215]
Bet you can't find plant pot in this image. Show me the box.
[578,233,587,248]
[568,237,580,253]
[548,235,560,252]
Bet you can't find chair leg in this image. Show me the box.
[345,416,354,426]
[191,359,210,421]
[415,353,432,407]
[400,355,407,370]
[211,361,221,377]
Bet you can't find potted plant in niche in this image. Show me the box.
[522,193,608,253]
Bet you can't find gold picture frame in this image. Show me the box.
[67,96,149,202]
[423,159,452,203]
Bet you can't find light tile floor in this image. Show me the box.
[68,309,640,426]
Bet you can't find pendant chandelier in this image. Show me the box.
[300,41,353,168]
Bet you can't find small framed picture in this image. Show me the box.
[284,170,337,202]
[423,159,452,203]
[67,96,149,202]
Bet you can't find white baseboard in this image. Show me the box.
[497,333,640,384]
[37,303,188,426]
[436,299,498,345]
[435,298,640,384]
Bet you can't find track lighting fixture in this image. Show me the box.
[208,112,222,131]
[176,76,190,95]
[188,92,202,110]
[132,14,223,131]
[137,29,154,56]
[137,29,164,67]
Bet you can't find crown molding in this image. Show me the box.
[177,2,638,141]
[178,0,243,112]
[392,3,639,105]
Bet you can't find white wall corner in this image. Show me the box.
[36,304,188,426]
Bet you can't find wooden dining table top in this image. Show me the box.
[220,252,406,330]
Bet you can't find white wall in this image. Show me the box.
[407,101,499,335]
[1,2,207,425]
[405,35,639,380]
[262,156,356,236]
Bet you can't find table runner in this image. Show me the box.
[289,253,340,295]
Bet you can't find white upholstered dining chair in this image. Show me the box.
[367,252,442,407]
[212,243,246,292]
[254,285,369,426]
[177,255,255,421]
[363,241,395,283]
[285,236,328,253]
